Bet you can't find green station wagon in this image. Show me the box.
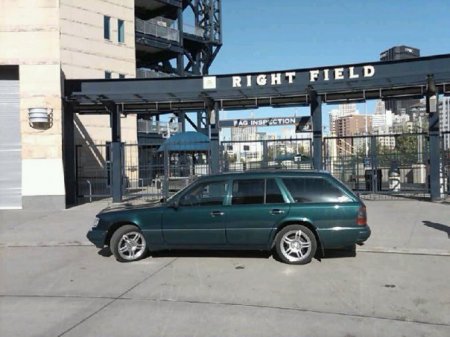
[87,171,371,264]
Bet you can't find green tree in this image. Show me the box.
[395,134,419,165]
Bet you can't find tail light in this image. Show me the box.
[357,205,367,226]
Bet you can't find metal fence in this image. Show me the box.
[441,131,450,196]
[323,133,449,199]
[76,144,111,202]
[76,142,210,203]
[221,138,313,172]
[75,133,449,204]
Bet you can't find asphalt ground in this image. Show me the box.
[0,199,449,337]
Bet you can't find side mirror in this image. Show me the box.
[168,200,179,209]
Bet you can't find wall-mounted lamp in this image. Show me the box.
[28,107,53,129]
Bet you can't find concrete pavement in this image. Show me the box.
[0,199,449,337]
[1,199,449,254]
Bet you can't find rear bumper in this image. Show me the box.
[317,225,371,248]
[356,225,371,244]
[86,228,107,248]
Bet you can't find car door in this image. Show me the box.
[225,178,289,247]
[162,180,228,246]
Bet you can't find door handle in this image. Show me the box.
[210,211,224,217]
[271,209,285,215]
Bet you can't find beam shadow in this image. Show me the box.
[423,221,450,239]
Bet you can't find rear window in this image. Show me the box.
[282,177,351,203]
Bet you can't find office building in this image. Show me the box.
[380,45,420,115]
[0,0,222,210]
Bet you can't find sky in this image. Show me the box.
[198,0,450,139]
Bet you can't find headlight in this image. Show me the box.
[92,217,100,228]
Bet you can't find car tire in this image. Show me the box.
[110,225,148,262]
[275,224,317,265]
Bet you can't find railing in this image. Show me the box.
[135,17,205,41]
[135,18,179,42]
[136,68,178,79]
[183,23,205,37]
[137,119,181,135]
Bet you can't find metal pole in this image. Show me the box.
[163,148,169,199]
[427,77,441,201]
[62,101,76,206]
[262,139,268,168]
[209,101,220,174]
[370,136,378,192]
[110,103,122,203]
[310,90,323,170]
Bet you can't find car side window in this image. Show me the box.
[179,181,227,207]
[232,179,265,205]
[282,177,351,203]
[266,179,285,203]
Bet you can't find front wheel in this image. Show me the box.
[110,225,147,262]
[275,225,317,265]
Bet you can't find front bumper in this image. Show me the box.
[86,228,107,248]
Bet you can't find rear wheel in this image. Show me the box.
[275,225,317,265]
[110,225,147,262]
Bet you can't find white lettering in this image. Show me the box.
[233,65,375,87]
[256,74,267,86]
[310,70,320,82]
[363,65,375,77]
[349,66,359,79]
[285,72,296,83]
[334,68,344,80]
[271,73,282,85]
[232,76,242,87]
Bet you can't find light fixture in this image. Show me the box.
[28,107,53,129]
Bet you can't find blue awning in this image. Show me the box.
[158,131,210,152]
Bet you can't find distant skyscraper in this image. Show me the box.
[372,100,393,134]
[380,46,420,115]
[329,104,358,135]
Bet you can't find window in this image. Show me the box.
[179,181,227,207]
[119,74,125,79]
[118,19,124,43]
[232,179,265,205]
[104,16,110,40]
[282,177,351,203]
[105,71,111,79]
[266,179,284,203]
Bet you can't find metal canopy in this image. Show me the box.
[65,53,450,114]
[157,131,210,152]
